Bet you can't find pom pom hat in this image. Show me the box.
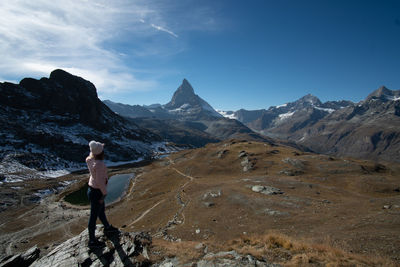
[89,140,104,155]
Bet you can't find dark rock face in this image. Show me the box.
[0,70,161,175]
[31,225,151,267]
[15,69,123,130]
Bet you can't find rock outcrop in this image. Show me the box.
[31,225,151,267]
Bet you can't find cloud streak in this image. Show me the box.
[0,0,221,97]
[151,24,179,38]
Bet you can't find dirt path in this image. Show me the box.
[127,200,165,227]
[127,158,195,236]
[152,158,196,239]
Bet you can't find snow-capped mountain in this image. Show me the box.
[0,69,166,182]
[218,94,353,137]
[291,86,400,162]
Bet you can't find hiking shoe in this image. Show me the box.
[88,239,105,248]
[104,225,119,234]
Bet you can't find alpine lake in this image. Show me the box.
[64,173,134,206]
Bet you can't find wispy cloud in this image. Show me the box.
[150,23,179,38]
[0,0,221,95]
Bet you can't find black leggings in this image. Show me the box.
[87,186,110,240]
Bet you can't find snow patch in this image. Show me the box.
[276,103,288,108]
[217,110,237,120]
[169,103,191,113]
[278,111,295,120]
[314,107,335,113]
[39,169,71,178]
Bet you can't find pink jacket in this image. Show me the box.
[86,156,108,195]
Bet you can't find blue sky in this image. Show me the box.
[0,0,399,110]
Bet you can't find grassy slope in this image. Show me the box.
[0,139,399,265]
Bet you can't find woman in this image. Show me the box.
[86,140,118,247]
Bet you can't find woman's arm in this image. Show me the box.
[95,161,108,196]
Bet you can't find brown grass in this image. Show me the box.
[212,233,396,267]
[150,238,205,264]
[149,232,395,266]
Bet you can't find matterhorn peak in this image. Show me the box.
[165,79,197,109]
[181,78,194,92]
[163,79,222,118]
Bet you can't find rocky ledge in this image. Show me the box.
[0,225,152,267]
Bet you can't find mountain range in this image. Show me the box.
[1,68,399,183]
[105,82,400,163]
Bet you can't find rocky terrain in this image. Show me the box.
[1,140,398,266]
[104,79,272,147]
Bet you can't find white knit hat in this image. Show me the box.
[89,140,104,155]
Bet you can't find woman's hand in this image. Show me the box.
[99,194,106,204]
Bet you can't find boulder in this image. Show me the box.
[251,185,283,195]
